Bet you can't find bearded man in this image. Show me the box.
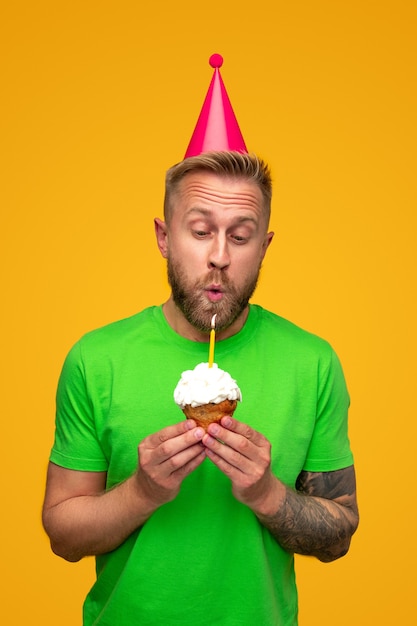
[43,151,358,626]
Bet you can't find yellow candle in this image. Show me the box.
[208,314,217,367]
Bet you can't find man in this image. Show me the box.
[43,150,358,625]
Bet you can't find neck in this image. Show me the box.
[162,296,249,342]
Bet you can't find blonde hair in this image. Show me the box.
[164,151,272,224]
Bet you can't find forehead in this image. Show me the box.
[174,171,264,216]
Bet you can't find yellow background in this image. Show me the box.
[1,1,416,624]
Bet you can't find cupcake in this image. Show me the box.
[174,362,242,429]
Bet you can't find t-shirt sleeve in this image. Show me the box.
[302,346,354,472]
[49,341,108,471]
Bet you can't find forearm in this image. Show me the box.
[43,474,157,562]
[255,478,359,562]
[44,422,207,562]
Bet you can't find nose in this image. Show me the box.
[208,234,230,270]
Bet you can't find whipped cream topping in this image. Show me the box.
[174,362,242,408]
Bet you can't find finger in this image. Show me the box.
[203,432,253,473]
[204,441,247,479]
[145,419,199,449]
[137,443,206,507]
[141,423,205,464]
[205,421,257,459]
[157,427,205,463]
[148,418,195,441]
[139,436,206,485]
[166,444,206,479]
[217,416,266,447]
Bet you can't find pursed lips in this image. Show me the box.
[205,284,224,302]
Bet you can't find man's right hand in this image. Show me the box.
[135,419,206,508]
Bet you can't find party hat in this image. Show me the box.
[184,54,247,158]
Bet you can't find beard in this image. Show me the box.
[167,256,261,333]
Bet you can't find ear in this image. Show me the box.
[154,218,169,258]
[261,230,274,260]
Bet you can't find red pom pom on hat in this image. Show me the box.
[209,53,223,68]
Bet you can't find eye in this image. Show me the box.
[230,233,248,244]
[193,229,210,238]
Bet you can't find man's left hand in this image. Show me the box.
[202,416,283,515]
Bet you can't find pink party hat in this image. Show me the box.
[184,54,247,158]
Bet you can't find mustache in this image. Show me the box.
[198,270,231,289]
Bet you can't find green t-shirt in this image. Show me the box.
[50,304,353,626]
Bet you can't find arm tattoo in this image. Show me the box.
[257,466,359,562]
